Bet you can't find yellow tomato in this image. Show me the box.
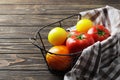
[76,19,93,33]
[48,27,67,45]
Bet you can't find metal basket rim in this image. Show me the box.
[29,14,82,56]
[34,14,81,38]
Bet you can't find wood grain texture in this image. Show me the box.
[0,71,63,80]
[0,4,119,15]
[0,54,47,69]
[0,27,38,38]
[0,15,75,26]
[0,0,119,80]
[0,5,109,15]
[0,0,119,5]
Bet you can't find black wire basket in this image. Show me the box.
[30,14,82,75]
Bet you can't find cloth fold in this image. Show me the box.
[64,6,120,80]
[64,32,120,80]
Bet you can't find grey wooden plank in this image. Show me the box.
[0,4,111,15]
[0,4,119,15]
[0,33,33,38]
[0,38,41,54]
[0,27,38,38]
[0,27,39,32]
[0,38,31,43]
[0,15,74,26]
[0,38,34,42]
[0,0,119,5]
[0,43,40,54]
[0,27,38,35]
[0,71,63,80]
[0,54,47,70]
[0,43,38,50]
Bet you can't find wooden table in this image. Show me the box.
[0,0,119,80]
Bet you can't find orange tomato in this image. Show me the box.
[76,19,93,33]
[48,27,67,45]
[46,45,71,71]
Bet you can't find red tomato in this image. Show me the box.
[87,25,110,42]
[66,33,94,53]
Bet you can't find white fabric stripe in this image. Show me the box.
[64,6,120,80]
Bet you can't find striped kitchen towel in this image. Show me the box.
[64,32,120,80]
[64,6,120,80]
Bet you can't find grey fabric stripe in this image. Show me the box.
[64,6,120,80]
[89,43,101,79]
[100,35,118,68]
[99,56,120,80]
[111,69,120,80]
[100,64,116,79]
[103,7,111,29]
[80,47,95,76]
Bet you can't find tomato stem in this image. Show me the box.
[97,29,105,36]
[77,34,85,40]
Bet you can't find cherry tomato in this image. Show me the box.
[66,33,94,53]
[48,27,67,45]
[87,25,110,42]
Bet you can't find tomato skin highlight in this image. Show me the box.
[66,33,94,53]
[87,25,110,42]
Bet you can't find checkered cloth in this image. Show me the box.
[64,6,120,80]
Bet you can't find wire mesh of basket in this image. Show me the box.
[29,14,82,75]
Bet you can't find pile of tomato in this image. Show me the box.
[46,18,111,71]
